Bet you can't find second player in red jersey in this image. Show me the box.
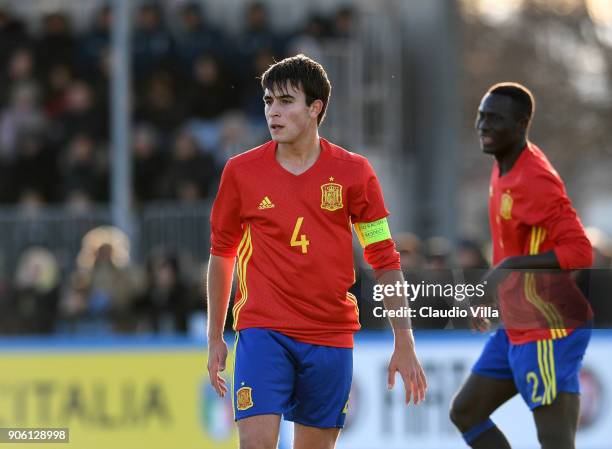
[451,82,593,449]
[489,141,592,343]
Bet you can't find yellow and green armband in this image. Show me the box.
[354,218,392,247]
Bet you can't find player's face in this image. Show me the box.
[476,93,525,156]
[263,82,320,144]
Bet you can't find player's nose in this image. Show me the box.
[476,117,489,132]
[266,102,281,118]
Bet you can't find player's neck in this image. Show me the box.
[276,130,321,174]
[496,139,527,176]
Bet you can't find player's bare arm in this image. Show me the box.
[206,254,235,397]
[376,269,427,405]
[482,250,559,287]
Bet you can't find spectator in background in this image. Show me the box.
[185,53,236,152]
[60,226,142,333]
[0,83,46,161]
[43,63,74,119]
[16,189,45,215]
[78,4,111,78]
[162,129,217,202]
[12,247,60,334]
[134,250,195,334]
[35,12,75,73]
[0,8,29,65]
[396,232,424,271]
[414,236,454,329]
[55,80,104,145]
[187,53,235,121]
[217,111,266,165]
[288,14,329,63]
[65,189,94,215]
[456,239,489,269]
[234,2,282,77]
[455,238,493,326]
[424,236,452,269]
[12,190,50,260]
[1,47,38,107]
[175,2,229,75]
[132,123,165,204]
[60,133,106,201]
[132,3,174,76]
[333,6,355,39]
[135,69,185,137]
[13,134,58,202]
[240,46,276,125]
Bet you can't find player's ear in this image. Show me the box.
[309,99,323,119]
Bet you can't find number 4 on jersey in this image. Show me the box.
[291,217,310,254]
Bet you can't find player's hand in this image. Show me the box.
[207,338,229,398]
[470,311,491,333]
[387,340,427,405]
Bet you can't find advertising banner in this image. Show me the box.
[0,344,237,449]
[0,332,609,449]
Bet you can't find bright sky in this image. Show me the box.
[467,0,612,28]
[586,0,612,27]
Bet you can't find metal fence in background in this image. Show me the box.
[0,203,211,274]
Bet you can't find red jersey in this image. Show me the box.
[489,143,593,344]
[210,138,400,348]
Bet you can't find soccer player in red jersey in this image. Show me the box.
[206,54,426,449]
[450,83,593,449]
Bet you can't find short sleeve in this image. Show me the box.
[210,159,244,257]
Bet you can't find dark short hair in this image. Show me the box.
[487,82,535,123]
[260,54,331,125]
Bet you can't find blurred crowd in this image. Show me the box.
[2,225,612,336]
[0,1,356,209]
[0,224,497,335]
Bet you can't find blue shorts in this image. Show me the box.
[472,326,591,410]
[232,328,352,428]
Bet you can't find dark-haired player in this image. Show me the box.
[450,82,593,449]
[206,54,426,449]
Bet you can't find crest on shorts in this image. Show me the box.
[236,386,254,411]
[500,192,513,220]
[342,399,349,414]
[321,177,343,211]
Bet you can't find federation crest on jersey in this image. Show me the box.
[321,178,343,211]
[236,387,254,411]
[500,192,513,220]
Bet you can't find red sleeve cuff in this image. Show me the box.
[554,241,593,270]
[364,239,401,271]
[210,247,238,258]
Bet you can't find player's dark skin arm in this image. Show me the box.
[497,250,559,270]
[206,254,235,397]
[376,269,427,405]
[482,250,559,290]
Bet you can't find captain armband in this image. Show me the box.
[354,218,392,248]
